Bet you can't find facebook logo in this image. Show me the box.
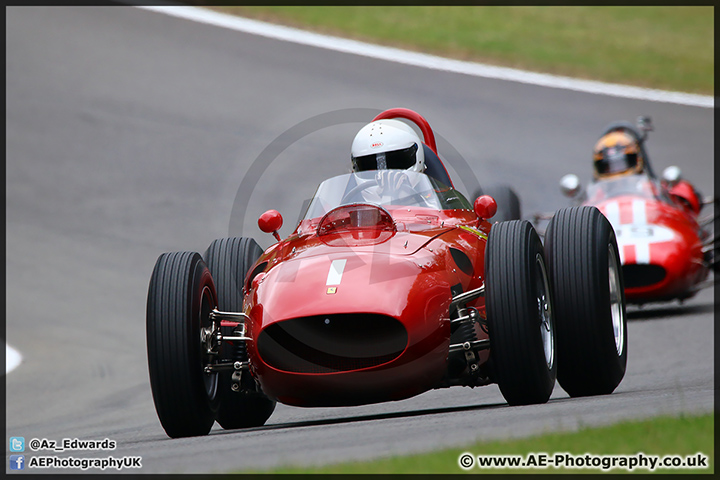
[9,455,25,470]
[9,437,25,452]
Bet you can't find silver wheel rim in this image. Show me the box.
[535,253,554,369]
[608,246,625,355]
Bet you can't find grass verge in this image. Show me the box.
[195,6,713,95]
[239,412,713,474]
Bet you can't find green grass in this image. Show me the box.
[239,412,713,474]
[197,6,713,95]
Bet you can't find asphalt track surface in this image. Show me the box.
[6,6,715,474]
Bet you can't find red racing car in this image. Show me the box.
[146,108,628,438]
[536,117,716,306]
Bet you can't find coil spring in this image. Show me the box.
[234,334,248,362]
[457,307,478,343]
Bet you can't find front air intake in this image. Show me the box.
[257,313,407,374]
[622,264,667,288]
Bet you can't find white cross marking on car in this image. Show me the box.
[601,199,674,264]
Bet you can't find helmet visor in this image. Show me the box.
[353,143,418,171]
[596,150,638,175]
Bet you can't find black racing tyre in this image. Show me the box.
[485,220,556,405]
[473,184,521,223]
[146,251,219,438]
[708,246,720,273]
[545,206,627,397]
[204,237,276,429]
[205,237,262,310]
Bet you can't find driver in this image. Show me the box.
[346,119,433,206]
[350,119,425,173]
[592,129,646,181]
[591,127,703,215]
[589,127,662,200]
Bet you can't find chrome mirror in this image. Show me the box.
[559,174,582,198]
[662,166,682,187]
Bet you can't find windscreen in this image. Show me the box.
[302,170,471,221]
[586,174,671,204]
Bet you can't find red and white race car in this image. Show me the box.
[146,108,627,438]
[536,117,716,306]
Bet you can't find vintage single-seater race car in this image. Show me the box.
[146,108,628,438]
[534,117,716,306]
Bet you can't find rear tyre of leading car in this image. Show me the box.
[485,220,556,405]
[545,206,627,397]
[204,237,276,429]
[146,251,219,438]
[473,184,521,222]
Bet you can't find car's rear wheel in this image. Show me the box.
[473,184,521,222]
[146,251,219,438]
[545,206,627,397]
[204,237,276,429]
[486,220,556,405]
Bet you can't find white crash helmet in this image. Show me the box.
[351,119,425,173]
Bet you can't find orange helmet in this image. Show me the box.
[592,130,644,180]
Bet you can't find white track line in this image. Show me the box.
[6,343,22,374]
[137,5,712,109]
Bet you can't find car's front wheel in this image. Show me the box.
[545,206,627,397]
[146,251,219,438]
[485,220,556,405]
